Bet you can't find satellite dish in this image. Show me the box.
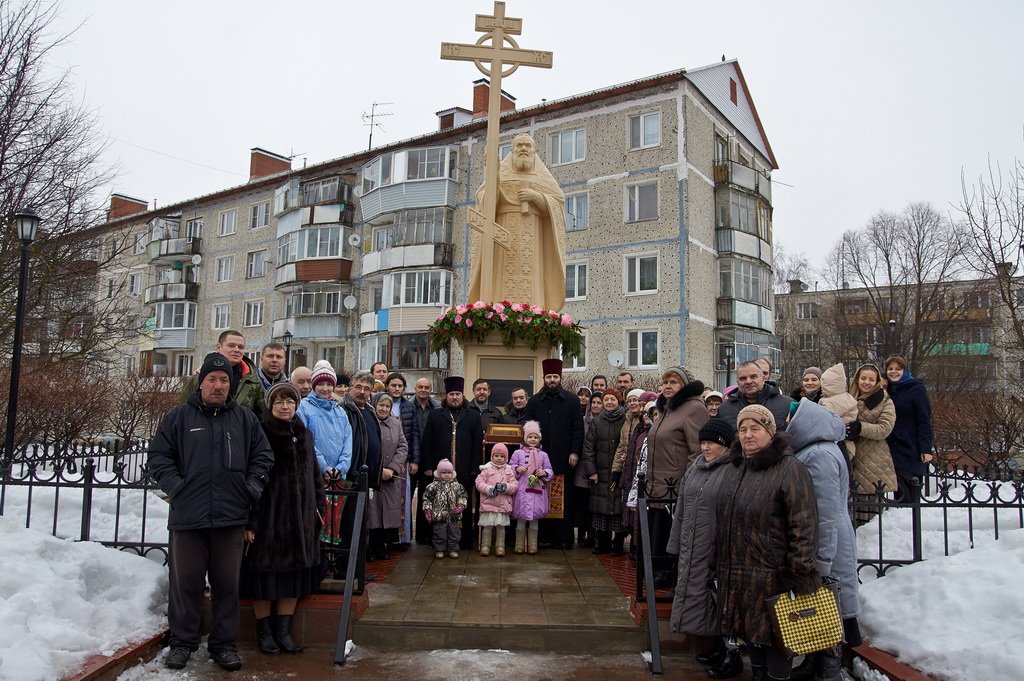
[342,295,358,310]
[607,350,625,368]
[190,254,202,265]
[347,234,362,246]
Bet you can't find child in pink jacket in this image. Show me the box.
[475,443,519,557]
[510,421,554,555]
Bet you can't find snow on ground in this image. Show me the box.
[858,527,1024,681]
[0,516,167,681]
[0,469,1021,681]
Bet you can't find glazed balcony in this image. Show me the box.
[144,282,199,305]
[146,237,202,265]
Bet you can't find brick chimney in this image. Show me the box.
[472,78,516,119]
[249,148,291,181]
[107,194,149,221]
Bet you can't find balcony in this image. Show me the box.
[361,242,454,276]
[271,315,347,340]
[275,258,354,289]
[152,328,196,351]
[713,160,772,203]
[359,178,460,223]
[715,229,772,266]
[146,237,202,265]
[717,299,775,333]
[144,282,199,305]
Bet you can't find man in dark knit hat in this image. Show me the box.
[524,358,585,549]
[420,376,483,550]
[148,352,274,672]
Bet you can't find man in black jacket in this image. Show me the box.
[525,359,585,549]
[718,360,794,432]
[421,376,483,550]
[148,353,274,672]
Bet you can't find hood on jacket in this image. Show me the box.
[819,363,848,399]
[786,398,846,452]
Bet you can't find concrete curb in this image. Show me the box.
[852,642,937,681]
[63,630,166,681]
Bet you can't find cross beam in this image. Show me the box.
[441,1,552,303]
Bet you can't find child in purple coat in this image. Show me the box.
[475,443,519,557]
[510,421,553,555]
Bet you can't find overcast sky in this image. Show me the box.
[47,0,1024,264]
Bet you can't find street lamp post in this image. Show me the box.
[282,330,293,375]
[4,207,41,468]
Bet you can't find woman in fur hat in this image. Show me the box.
[241,382,325,656]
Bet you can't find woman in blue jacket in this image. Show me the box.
[884,355,934,502]
[296,360,353,480]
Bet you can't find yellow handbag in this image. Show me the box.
[765,579,844,657]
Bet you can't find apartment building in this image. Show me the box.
[93,59,780,390]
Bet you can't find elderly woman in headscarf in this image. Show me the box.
[366,392,408,562]
[241,382,325,656]
[715,404,819,681]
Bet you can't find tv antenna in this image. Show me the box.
[362,102,393,151]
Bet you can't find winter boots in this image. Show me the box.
[527,524,539,554]
[480,526,493,557]
[610,532,626,556]
[515,524,527,553]
[275,615,302,654]
[255,617,279,655]
[818,645,846,681]
[592,530,612,554]
[707,649,744,678]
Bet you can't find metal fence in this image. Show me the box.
[853,460,1024,579]
[0,441,370,593]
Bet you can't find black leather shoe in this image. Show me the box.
[706,650,743,679]
[209,649,242,671]
[696,639,726,666]
[164,647,191,669]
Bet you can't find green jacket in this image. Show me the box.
[179,355,265,418]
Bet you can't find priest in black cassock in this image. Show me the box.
[420,376,484,550]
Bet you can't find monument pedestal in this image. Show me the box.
[462,332,552,395]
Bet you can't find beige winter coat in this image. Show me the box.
[817,363,859,460]
[853,390,897,494]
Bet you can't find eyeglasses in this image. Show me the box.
[274,399,297,406]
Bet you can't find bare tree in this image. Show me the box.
[107,371,181,442]
[0,0,142,368]
[958,159,1024,393]
[772,241,813,295]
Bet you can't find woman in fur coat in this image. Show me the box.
[241,382,325,656]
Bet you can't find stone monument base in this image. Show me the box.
[462,332,553,396]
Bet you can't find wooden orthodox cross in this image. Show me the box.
[441,1,552,302]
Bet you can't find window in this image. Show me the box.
[629,111,661,149]
[246,250,269,278]
[321,347,346,372]
[844,300,866,315]
[394,208,453,245]
[133,233,147,254]
[305,226,341,258]
[565,193,589,231]
[560,331,587,371]
[216,256,234,282]
[250,202,270,229]
[286,288,342,316]
[498,143,511,161]
[625,254,658,294]
[626,181,658,222]
[302,177,342,205]
[407,147,445,180]
[219,210,237,236]
[370,285,384,311]
[106,278,115,299]
[715,133,729,163]
[566,262,587,301]
[176,355,193,377]
[549,128,585,165]
[108,237,121,259]
[360,335,388,366]
[390,270,452,306]
[155,302,196,330]
[128,273,142,296]
[798,334,818,351]
[719,260,770,307]
[388,333,435,370]
[243,300,264,327]
[361,156,393,194]
[186,218,203,239]
[627,330,659,368]
[277,232,298,265]
[797,302,820,320]
[212,304,230,329]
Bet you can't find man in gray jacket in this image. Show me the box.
[148,353,274,672]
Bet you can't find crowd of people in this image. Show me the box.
[148,328,934,678]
